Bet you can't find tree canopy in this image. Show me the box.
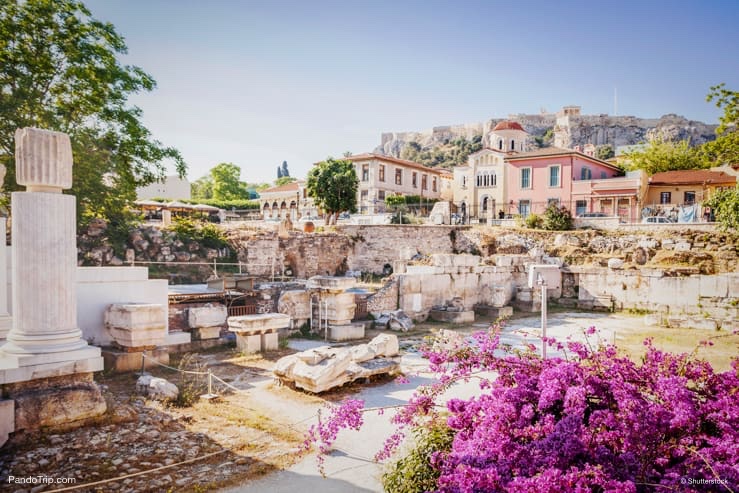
[623,137,702,175]
[274,176,297,187]
[0,0,185,224]
[306,158,358,224]
[209,162,250,201]
[699,83,739,167]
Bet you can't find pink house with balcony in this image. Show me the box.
[504,147,627,218]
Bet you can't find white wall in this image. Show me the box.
[76,267,169,346]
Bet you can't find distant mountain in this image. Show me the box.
[375,107,717,167]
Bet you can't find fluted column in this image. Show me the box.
[1,128,96,361]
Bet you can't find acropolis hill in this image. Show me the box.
[376,106,718,157]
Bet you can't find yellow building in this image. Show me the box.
[645,169,736,208]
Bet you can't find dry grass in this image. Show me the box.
[614,326,739,372]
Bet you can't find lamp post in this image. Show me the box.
[537,273,548,360]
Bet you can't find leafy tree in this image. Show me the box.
[699,83,739,167]
[623,137,702,175]
[704,187,739,231]
[210,162,248,201]
[0,0,185,223]
[191,175,214,200]
[595,144,615,161]
[281,160,290,177]
[274,176,297,187]
[306,157,358,224]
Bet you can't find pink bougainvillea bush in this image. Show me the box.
[307,326,739,493]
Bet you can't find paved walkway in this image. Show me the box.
[222,312,648,492]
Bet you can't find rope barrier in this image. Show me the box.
[49,450,228,492]
[140,352,209,376]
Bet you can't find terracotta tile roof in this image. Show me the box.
[648,169,737,185]
[493,121,525,132]
[505,147,620,171]
[346,153,443,174]
[260,181,301,194]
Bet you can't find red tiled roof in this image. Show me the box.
[346,153,443,174]
[493,121,525,132]
[649,169,737,185]
[504,147,621,171]
[260,181,300,194]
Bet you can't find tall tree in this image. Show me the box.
[281,160,290,177]
[699,83,739,167]
[210,162,248,201]
[191,175,214,200]
[277,166,283,179]
[623,137,702,175]
[306,157,358,224]
[0,0,186,223]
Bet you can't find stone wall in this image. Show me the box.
[367,278,399,313]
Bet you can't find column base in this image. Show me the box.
[0,345,103,385]
[0,315,11,342]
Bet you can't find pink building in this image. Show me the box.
[505,148,623,218]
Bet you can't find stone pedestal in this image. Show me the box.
[102,347,169,373]
[105,303,167,349]
[228,313,290,353]
[428,310,475,324]
[328,323,365,341]
[0,128,105,432]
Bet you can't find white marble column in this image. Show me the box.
[0,128,101,371]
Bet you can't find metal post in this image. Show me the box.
[208,370,213,396]
[141,350,146,375]
[324,300,329,342]
[213,259,218,278]
[539,276,547,360]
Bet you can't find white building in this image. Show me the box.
[136,175,191,200]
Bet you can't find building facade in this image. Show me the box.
[505,147,623,218]
[259,181,317,219]
[346,154,443,214]
[136,175,191,200]
[452,121,529,220]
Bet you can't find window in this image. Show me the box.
[422,174,428,190]
[394,168,402,185]
[360,190,368,200]
[547,198,560,207]
[379,165,385,182]
[519,200,531,218]
[521,168,531,189]
[511,139,515,150]
[660,192,671,204]
[412,172,417,188]
[462,175,467,187]
[378,190,385,200]
[361,164,369,182]
[580,167,592,180]
[684,191,696,204]
[498,139,503,150]
[575,200,587,216]
[432,177,437,192]
[549,165,560,187]
[600,171,607,179]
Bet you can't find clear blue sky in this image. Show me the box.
[85,0,739,184]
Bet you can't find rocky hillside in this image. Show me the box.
[376,109,717,165]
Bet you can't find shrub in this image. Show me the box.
[524,213,543,229]
[166,217,229,249]
[383,420,455,493]
[308,327,739,492]
[542,203,573,230]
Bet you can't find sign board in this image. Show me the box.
[527,265,561,290]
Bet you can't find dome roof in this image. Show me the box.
[493,121,525,132]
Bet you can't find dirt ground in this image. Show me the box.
[1,313,735,492]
